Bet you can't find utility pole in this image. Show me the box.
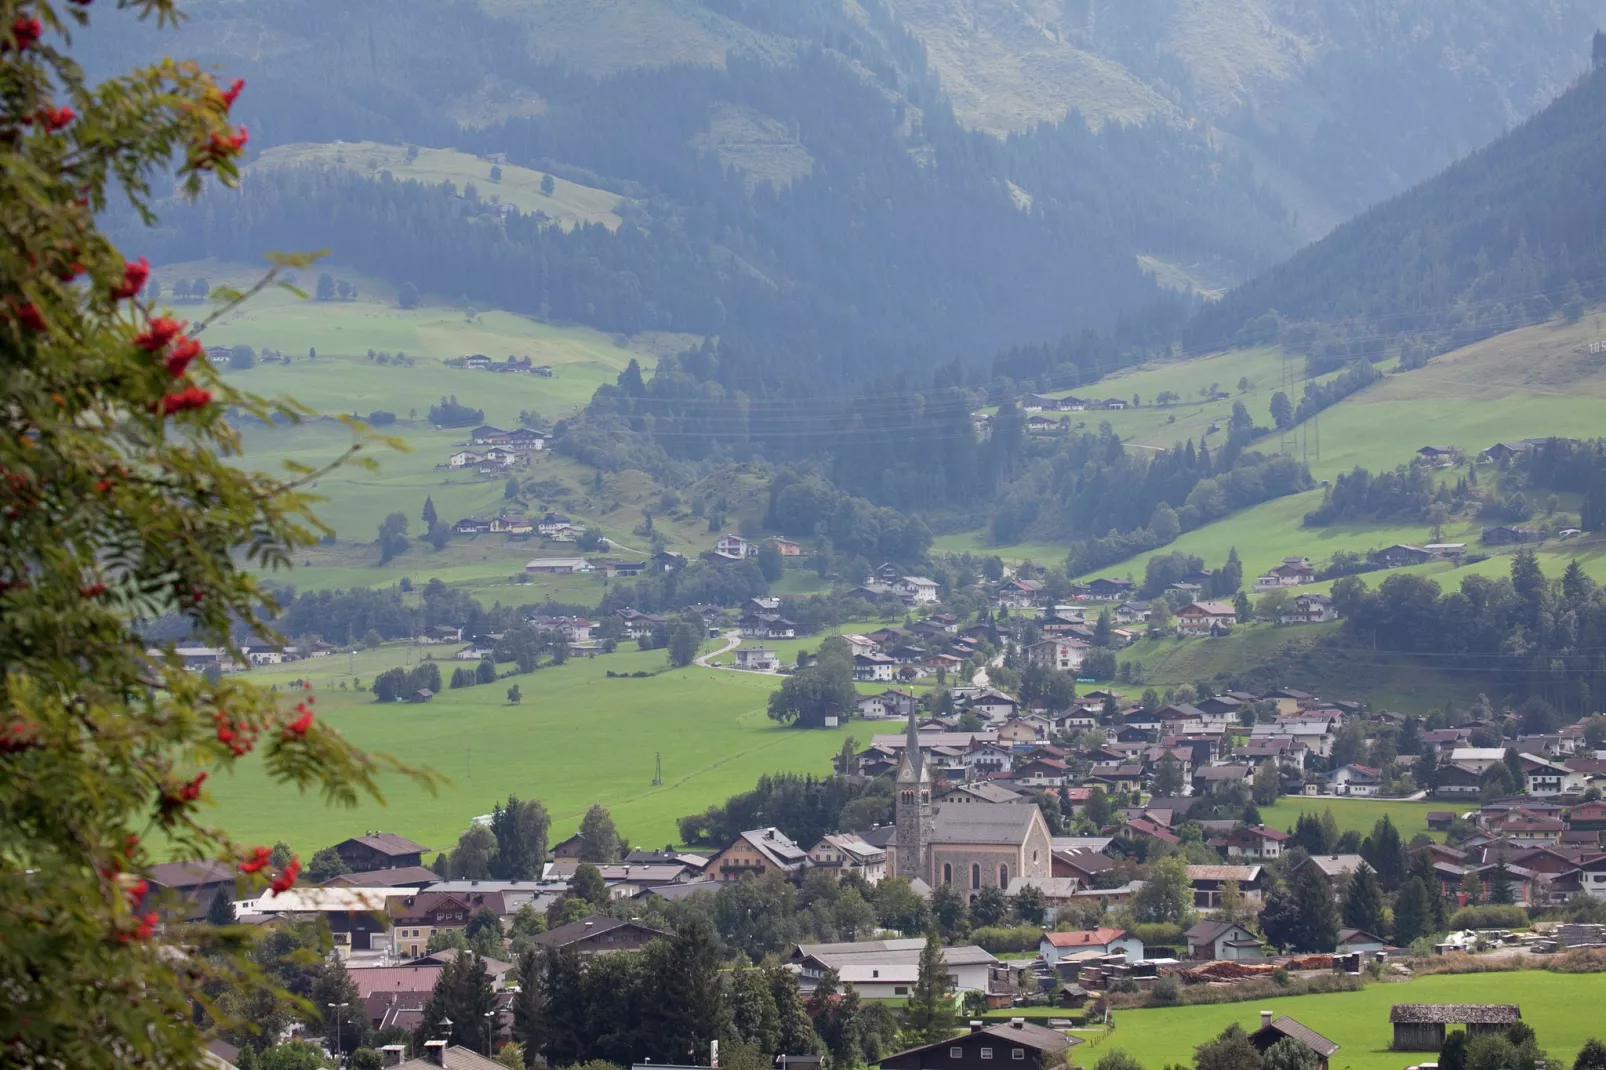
[328,1001,349,1064]
[653,752,662,786]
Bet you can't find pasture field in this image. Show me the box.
[1109,621,1483,712]
[951,313,1606,576]
[1256,797,1441,843]
[1098,970,1601,1070]
[252,142,628,231]
[200,643,853,855]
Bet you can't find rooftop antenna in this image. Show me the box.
[652,752,663,786]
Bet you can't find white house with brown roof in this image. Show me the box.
[1176,601,1237,636]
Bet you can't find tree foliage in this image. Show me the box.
[0,7,437,1066]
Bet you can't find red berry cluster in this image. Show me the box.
[239,846,272,874]
[284,697,315,738]
[6,16,41,52]
[115,879,158,943]
[22,105,74,132]
[157,385,212,416]
[0,718,40,755]
[211,710,257,756]
[269,857,300,896]
[110,257,148,301]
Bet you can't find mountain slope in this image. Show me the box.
[1188,59,1606,355]
[881,0,1606,233]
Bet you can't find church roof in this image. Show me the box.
[930,803,1040,845]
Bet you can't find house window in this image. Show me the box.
[950,1049,964,1060]
[944,863,953,885]
[1012,1051,1026,1061]
[981,1049,994,1060]
[894,986,909,996]
[971,864,981,889]
[872,970,879,978]
[1000,864,1009,886]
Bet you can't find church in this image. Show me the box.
[888,708,1053,895]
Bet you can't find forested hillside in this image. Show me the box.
[1190,55,1606,361]
[98,0,1297,397]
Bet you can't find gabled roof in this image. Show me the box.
[1389,1004,1521,1025]
[1299,854,1371,878]
[341,832,427,857]
[529,914,668,948]
[1253,1016,1339,1058]
[931,803,1042,845]
[1185,919,1257,944]
[1044,927,1132,948]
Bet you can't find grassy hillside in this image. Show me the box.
[203,643,852,853]
[1104,971,1599,1070]
[252,142,629,230]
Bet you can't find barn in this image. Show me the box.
[1389,1004,1522,1051]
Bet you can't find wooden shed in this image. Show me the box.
[1389,1004,1521,1051]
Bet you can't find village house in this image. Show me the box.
[709,828,810,883]
[898,576,941,605]
[880,1020,1080,1070]
[734,646,779,672]
[1326,763,1383,796]
[857,689,919,720]
[767,537,803,556]
[334,833,427,873]
[530,915,669,955]
[714,533,751,558]
[1212,825,1288,861]
[1085,577,1136,600]
[1253,557,1317,591]
[854,652,899,682]
[1250,1013,1339,1070]
[1281,592,1340,624]
[1186,864,1265,908]
[1026,636,1089,673]
[524,557,593,575]
[1184,920,1262,961]
[806,834,887,884]
[468,424,510,446]
[536,512,579,538]
[452,516,492,535]
[1039,927,1143,965]
[1176,601,1237,637]
[489,514,533,535]
[995,579,1042,608]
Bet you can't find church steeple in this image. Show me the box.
[894,705,933,881]
[897,704,927,784]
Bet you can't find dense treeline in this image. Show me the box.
[1190,63,1606,358]
[991,418,1309,549]
[1334,551,1606,715]
[676,772,892,848]
[1305,464,1440,526]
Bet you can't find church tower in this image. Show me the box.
[893,705,933,882]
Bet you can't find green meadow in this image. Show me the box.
[202,644,855,855]
[1098,970,1602,1070]
[252,141,629,231]
[1257,797,1442,844]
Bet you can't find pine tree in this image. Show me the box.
[206,885,237,926]
[312,956,369,1058]
[422,496,438,529]
[1488,860,1515,904]
[510,947,546,1065]
[900,928,956,1045]
[1393,877,1432,946]
[1341,866,1385,935]
[1291,866,1338,952]
[764,964,824,1057]
[415,953,497,1052]
[539,944,586,1067]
